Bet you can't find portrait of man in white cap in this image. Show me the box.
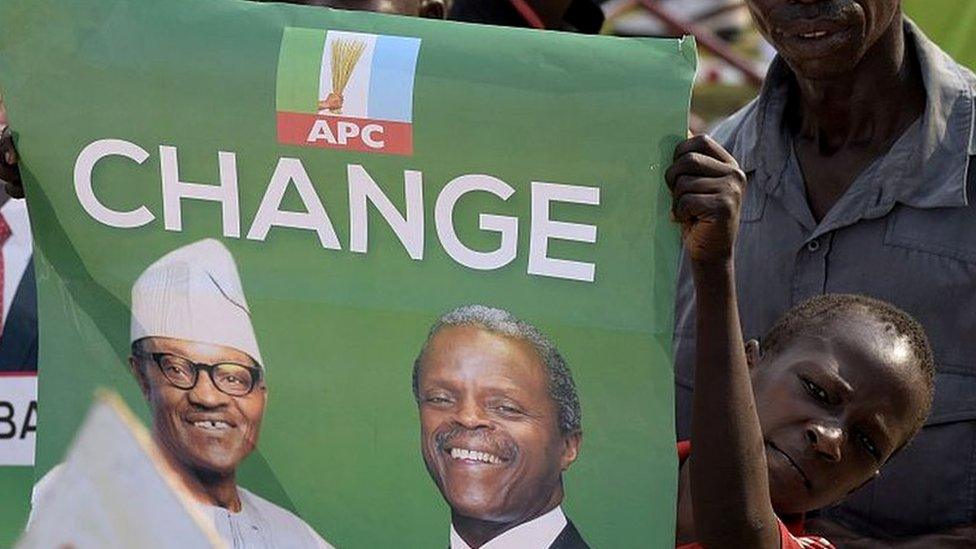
[126,238,333,548]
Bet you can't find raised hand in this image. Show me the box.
[664,134,746,268]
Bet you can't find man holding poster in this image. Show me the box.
[413,305,588,549]
[670,1,976,543]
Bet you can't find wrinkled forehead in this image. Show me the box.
[782,317,927,433]
[423,327,549,390]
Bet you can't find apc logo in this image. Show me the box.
[277,29,422,156]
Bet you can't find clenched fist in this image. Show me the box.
[665,134,746,268]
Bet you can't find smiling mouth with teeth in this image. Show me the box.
[449,447,504,465]
[800,31,829,39]
[192,420,232,431]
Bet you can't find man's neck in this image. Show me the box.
[189,466,243,512]
[452,498,562,548]
[157,439,243,512]
[790,17,925,154]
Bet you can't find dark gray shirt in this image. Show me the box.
[673,19,976,537]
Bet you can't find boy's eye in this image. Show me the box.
[856,430,880,460]
[801,377,830,404]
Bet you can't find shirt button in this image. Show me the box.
[807,239,821,252]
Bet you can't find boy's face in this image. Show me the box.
[750,313,928,515]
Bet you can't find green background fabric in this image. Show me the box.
[906,0,976,70]
[0,0,694,546]
[0,467,32,546]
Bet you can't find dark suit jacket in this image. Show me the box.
[550,520,589,549]
[0,258,37,372]
[449,519,590,549]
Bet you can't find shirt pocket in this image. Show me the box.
[883,203,976,263]
[882,204,976,373]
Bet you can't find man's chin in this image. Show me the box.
[768,479,817,516]
[177,446,246,478]
[441,484,510,523]
[783,55,861,83]
[447,500,510,524]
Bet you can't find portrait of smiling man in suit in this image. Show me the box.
[413,305,588,549]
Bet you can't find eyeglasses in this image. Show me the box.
[136,351,262,397]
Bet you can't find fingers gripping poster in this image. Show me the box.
[0,0,696,546]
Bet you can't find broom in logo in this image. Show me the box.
[320,38,366,114]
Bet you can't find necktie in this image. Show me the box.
[0,213,11,338]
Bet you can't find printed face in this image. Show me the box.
[745,0,901,79]
[132,337,267,476]
[751,314,927,514]
[417,326,580,524]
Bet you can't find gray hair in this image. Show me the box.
[412,304,582,434]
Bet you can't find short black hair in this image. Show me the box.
[762,294,935,432]
[412,304,582,435]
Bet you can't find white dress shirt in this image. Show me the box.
[450,506,567,549]
[1,198,32,326]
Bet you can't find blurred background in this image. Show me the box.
[597,0,976,129]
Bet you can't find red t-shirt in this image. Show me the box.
[675,441,835,549]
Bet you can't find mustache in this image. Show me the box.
[769,0,859,25]
[434,427,515,458]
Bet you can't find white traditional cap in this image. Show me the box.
[130,239,263,367]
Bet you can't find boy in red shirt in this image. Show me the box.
[666,135,935,548]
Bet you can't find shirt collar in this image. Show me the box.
[449,506,567,549]
[737,17,974,210]
[1,198,31,249]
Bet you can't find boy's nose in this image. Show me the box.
[806,422,844,462]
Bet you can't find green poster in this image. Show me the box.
[0,0,695,546]
[0,467,32,546]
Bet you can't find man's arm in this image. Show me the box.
[666,135,780,548]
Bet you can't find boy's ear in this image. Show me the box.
[745,339,762,370]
